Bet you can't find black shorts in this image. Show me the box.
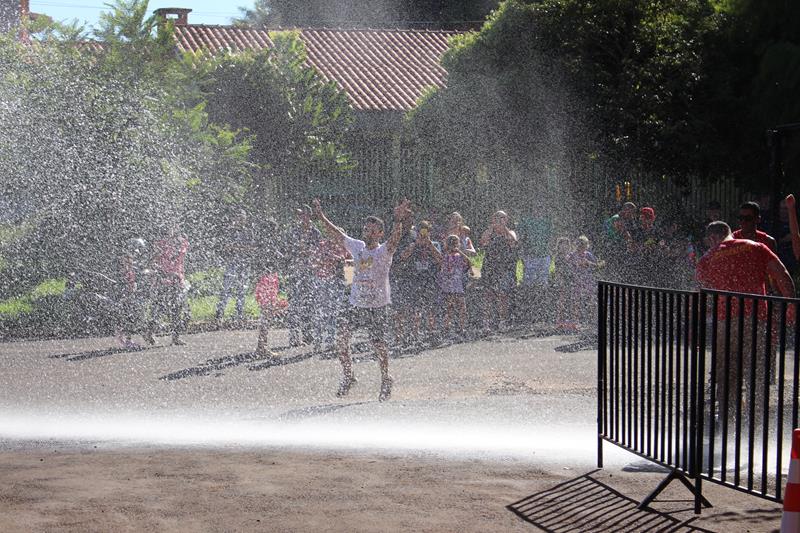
[391,281,414,309]
[337,306,390,344]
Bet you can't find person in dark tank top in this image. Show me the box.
[478,210,518,332]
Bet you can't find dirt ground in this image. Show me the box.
[0,445,783,532]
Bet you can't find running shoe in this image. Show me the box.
[172,335,186,346]
[336,375,357,397]
[378,376,393,402]
[255,348,278,359]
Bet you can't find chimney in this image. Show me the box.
[19,0,29,42]
[154,7,192,27]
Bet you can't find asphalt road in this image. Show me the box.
[0,327,631,466]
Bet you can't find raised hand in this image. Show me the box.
[393,198,412,222]
[787,194,796,211]
[311,198,323,219]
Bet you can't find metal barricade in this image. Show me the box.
[598,281,800,513]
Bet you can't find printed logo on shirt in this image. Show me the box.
[358,257,374,271]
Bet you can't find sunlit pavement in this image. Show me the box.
[0,328,631,466]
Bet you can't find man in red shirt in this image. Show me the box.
[696,221,793,422]
[732,201,777,253]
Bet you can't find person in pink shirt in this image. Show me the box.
[436,234,471,338]
[146,224,190,346]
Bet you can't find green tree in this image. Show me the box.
[409,0,800,209]
[406,0,778,229]
[236,0,498,29]
[197,31,354,205]
[0,0,253,292]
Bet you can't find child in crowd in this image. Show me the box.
[443,212,477,257]
[437,234,471,338]
[114,238,149,350]
[146,223,189,346]
[310,236,349,353]
[569,235,602,324]
[254,270,287,358]
[551,237,575,331]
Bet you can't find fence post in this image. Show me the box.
[598,282,606,468]
[693,291,706,514]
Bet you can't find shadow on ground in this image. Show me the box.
[159,345,317,381]
[508,471,715,533]
[49,324,585,381]
[49,345,164,362]
[554,333,597,353]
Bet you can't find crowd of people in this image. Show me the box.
[101,191,800,401]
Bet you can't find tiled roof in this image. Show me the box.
[301,29,457,111]
[173,25,461,111]
[173,25,274,54]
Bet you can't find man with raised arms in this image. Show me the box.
[312,198,413,401]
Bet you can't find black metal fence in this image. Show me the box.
[597,281,800,513]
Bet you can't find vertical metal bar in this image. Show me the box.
[668,293,675,465]
[695,292,706,514]
[675,293,684,470]
[633,288,640,450]
[606,285,617,438]
[747,301,758,491]
[598,283,606,468]
[661,291,669,463]
[709,294,718,478]
[607,284,614,443]
[627,286,634,448]
[794,307,800,431]
[615,285,621,441]
[683,294,691,470]
[734,296,745,486]
[647,290,654,457]
[641,289,648,453]
[621,286,628,445]
[721,295,732,483]
[761,300,773,496]
[777,301,788,500]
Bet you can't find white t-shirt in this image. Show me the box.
[344,236,393,308]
